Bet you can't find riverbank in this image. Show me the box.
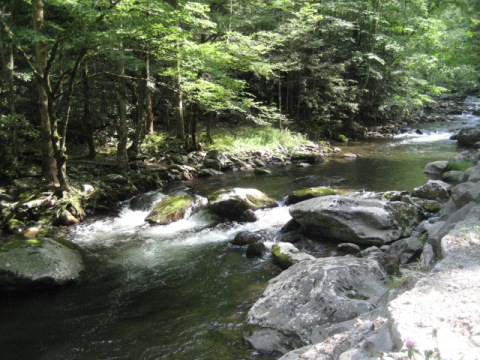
[244,150,480,359]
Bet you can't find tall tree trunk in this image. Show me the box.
[32,0,58,186]
[129,62,147,154]
[176,55,185,140]
[116,43,129,174]
[145,52,154,135]
[190,103,199,150]
[82,65,96,160]
[206,111,214,144]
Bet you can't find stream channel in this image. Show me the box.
[1,98,479,360]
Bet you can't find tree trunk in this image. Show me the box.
[206,111,214,144]
[145,52,154,135]
[116,43,129,174]
[82,65,96,160]
[129,63,147,155]
[176,56,185,140]
[32,0,58,186]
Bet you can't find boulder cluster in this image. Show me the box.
[242,150,480,360]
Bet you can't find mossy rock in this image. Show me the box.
[441,170,464,184]
[6,218,26,234]
[145,192,200,225]
[337,134,349,143]
[271,242,315,270]
[290,152,324,164]
[207,188,277,222]
[286,187,337,205]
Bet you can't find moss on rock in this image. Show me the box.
[145,192,198,225]
[286,187,337,205]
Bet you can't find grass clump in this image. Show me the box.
[445,160,473,172]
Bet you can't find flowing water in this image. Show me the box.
[1,99,478,360]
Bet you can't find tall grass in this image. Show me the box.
[206,126,309,152]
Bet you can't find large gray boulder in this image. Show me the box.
[451,127,480,147]
[424,160,449,176]
[289,195,420,246]
[244,257,387,356]
[207,188,277,222]
[0,238,84,292]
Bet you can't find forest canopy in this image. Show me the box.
[0,0,479,186]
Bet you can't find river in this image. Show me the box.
[1,98,478,360]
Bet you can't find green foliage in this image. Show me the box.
[0,114,39,179]
[445,160,473,172]
[206,126,309,152]
[0,0,478,176]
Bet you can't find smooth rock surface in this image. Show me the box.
[244,257,387,356]
[289,195,419,246]
[0,238,84,291]
[207,188,277,221]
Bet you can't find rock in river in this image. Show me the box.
[145,192,204,225]
[289,195,420,246]
[244,257,387,356]
[0,238,84,292]
[207,188,277,222]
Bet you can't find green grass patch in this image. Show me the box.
[445,160,473,172]
[205,126,310,152]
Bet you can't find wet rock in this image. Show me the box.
[285,187,337,205]
[276,232,303,244]
[246,242,268,258]
[254,168,272,175]
[411,180,450,201]
[244,257,387,356]
[207,188,277,222]
[232,231,263,246]
[271,242,315,269]
[451,127,480,147]
[279,219,301,234]
[291,152,324,164]
[129,192,163,211]
[0,238,84,292]
[289,195,420,246]
[198,168,224,177]
[337,243,361,254]
[341,152,358,159]
[145,192,203,225]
